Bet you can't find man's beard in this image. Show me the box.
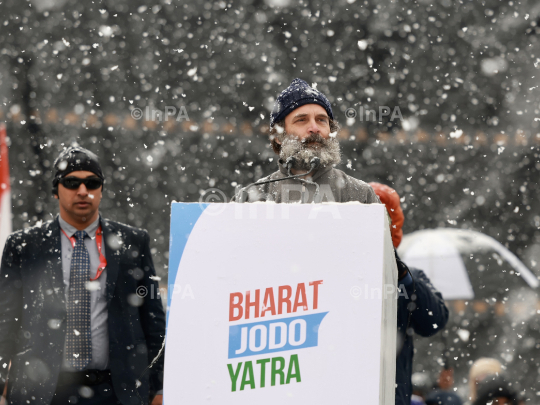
[278,132,341,171]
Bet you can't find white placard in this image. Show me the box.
[165,203,397,404]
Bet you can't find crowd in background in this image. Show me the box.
[412,357,526,405]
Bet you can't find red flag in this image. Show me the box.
[0,124,12,256]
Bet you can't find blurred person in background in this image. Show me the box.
[0,147,166,405]
[426,391,463,405]
[425,367,463,405]
[369,182,450,405]
[472,375,519,405]
[467,358,503,404]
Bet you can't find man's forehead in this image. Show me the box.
[292,112,329,118]
[64,170,99,178]
[288,104,329,119]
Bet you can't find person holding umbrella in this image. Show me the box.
[369,182,450,405]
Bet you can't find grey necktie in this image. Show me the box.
[65,230,92,370]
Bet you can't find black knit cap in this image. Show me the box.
[52,146,104,195]
[270,78,334,127]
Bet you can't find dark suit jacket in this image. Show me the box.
[395,269,449,405]
[0,217,166,405]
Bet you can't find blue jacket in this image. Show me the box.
[396,269,449,405]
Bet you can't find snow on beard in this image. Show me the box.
[278,131,341,171]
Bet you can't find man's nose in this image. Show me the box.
[306,117,320,134]
[77,183,89,196]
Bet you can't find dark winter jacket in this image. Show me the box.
[396,269,449,405]
[426,390,463,405]
[0,217,166,405]
[237,159,381,203]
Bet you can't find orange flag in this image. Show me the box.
[0,124,12,257]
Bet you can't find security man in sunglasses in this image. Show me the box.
[0,147,166,405]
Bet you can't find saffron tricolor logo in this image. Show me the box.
[226,282,328,391]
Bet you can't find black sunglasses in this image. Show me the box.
[59,177,103,190]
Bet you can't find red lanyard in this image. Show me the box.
[61,225,107,281]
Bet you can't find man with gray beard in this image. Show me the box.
[239,78,379,204]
